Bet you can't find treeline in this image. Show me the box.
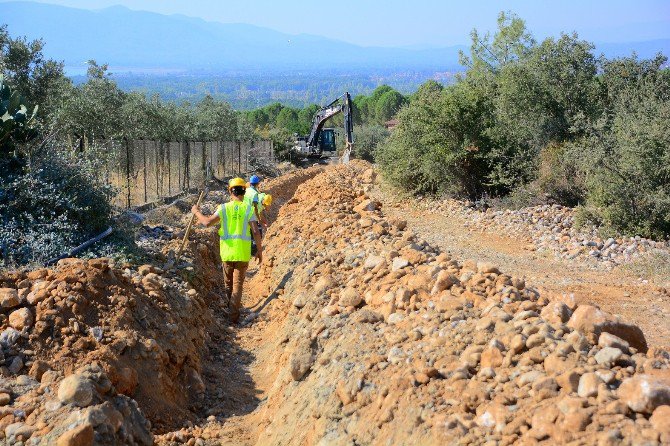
[108,71,436,109]
[375,12,670,240]
[0,26,254,266]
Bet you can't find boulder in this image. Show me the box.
[598,332,630,353]
[618,374,670,414]
[8,308,33,330]
[477,262,500,274]
[58,374,95,407]
[339,288,362,307]
[577,373,600,398]
[594,347,623,366]
[431,271,459,295]
[650,405,670,434]
[289,341,314,381]
[392,257,410,271]
[566,305,647,352]
[0,288,19,309]
[56,423,94,446]
[540,301,572,325]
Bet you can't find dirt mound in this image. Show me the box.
[0,226,230,442]
[1,161,668,445]
[232,161,670,445]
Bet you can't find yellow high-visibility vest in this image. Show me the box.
[244,187,260,219]
[218,201,253,262]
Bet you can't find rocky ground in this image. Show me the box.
[0,162,668,445]
[428,200,670,271]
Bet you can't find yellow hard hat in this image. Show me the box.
[228,177,246,190]
[262,194,273,207]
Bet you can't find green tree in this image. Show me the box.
[376,81,492,197]
[375,90,407,123]
[488,33,601,190]
[0,25,70,122]
[275,107,300,133]
[55,61,125,145]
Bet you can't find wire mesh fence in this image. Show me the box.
[100,139,274,208]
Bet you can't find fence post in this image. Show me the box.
[237,141,241,175]
[125,137,131,209]
[142,139,148,203]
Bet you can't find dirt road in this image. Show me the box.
[374,188,670,348]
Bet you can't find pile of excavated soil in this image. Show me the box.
[1,161,668,445]
[0,230,225,444]
[238,161,669,445]
[0,165,326,445]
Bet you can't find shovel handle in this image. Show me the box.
[176,189,207,259]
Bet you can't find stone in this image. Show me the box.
[56,423,94,446]
[562,409,592,432]
[594,347,623,366]
[431,271,459,295]
[650,405,670,434]
[392,257,410,271]
[480,347,503,368]
[387,313,404,324]
[577,373,600,398]
[8,308,33,330]
[0,327,21,348]
[8,356,23,374]
[518,371,544,386]
[363,255,384,270]
[477,262,500,274]
[532,376,558,393]
[0,288,19,309]
[289,342,314,381]
[293,295,307,308]
[29,360,50,381]
[525,333,545,349]
[618,375,670,414]
[339,288,362,307]
[566,305,647,352]
[556,371,580,393]
[598,332,630,353]
[540,301,571,325]
[5,422,35,441]
[58,374,95,407]
[0,393,9,405]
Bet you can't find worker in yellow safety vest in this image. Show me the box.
[244,174,262,220]
[256,193,273,229]
[192,177,262,323]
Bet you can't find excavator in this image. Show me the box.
[292,92,354,158]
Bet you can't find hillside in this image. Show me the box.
[0,2,465,71]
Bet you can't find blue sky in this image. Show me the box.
[3,0,670,47]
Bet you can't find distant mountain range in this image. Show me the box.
[0,1,468,72]
[2,1,668,75]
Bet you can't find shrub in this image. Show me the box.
[536,142,585,206]
[352,125,389,162]
[573,72,670,239]
[376,81,492,198]
[0,146,116,266]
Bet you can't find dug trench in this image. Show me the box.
[0,162,669,445]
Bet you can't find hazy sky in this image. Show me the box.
[3,0,670,46]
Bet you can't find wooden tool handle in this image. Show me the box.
[176,189,206,259]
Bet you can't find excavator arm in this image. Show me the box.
[294,92,353,157]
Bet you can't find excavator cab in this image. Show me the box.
[318,128,336,152]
